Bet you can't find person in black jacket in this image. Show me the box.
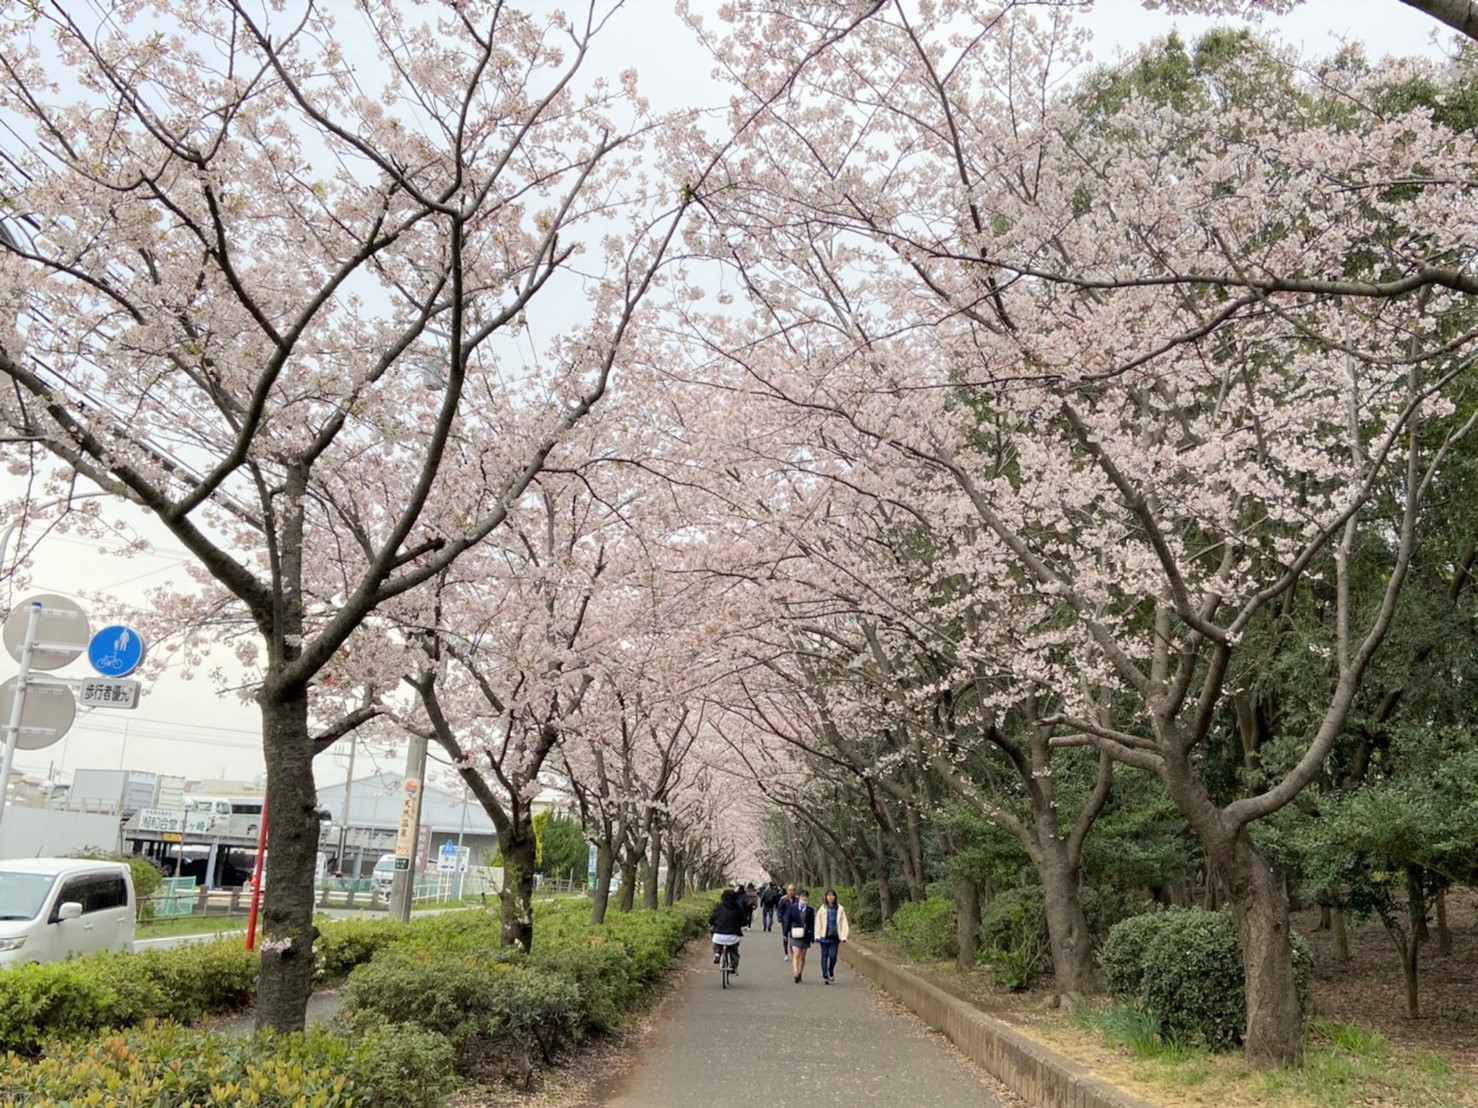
[759,881,782,932]
[710,887,749,973]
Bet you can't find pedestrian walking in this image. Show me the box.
[814,888,849,984]
[778,883,796,958]
[760,881,781,932]
[788,888,815,983]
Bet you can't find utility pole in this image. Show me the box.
[334,735,357,874]
[388,728,428,923]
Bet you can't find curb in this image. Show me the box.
[841,942,1155,1108]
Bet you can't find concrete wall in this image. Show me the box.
[0,806,121,860]
[840,943,1155,1108]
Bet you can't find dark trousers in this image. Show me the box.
[714,941,740,971]
[819,938,839,979]
[762,905,775,931]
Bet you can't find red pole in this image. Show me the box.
[245,792,269,951]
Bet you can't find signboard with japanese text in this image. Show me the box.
[78,679,140,710]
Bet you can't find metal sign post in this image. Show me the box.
[0,601,42,833]
[0,595,88,831]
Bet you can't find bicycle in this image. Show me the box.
[718,942,737,988]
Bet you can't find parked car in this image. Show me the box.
[0,858,135,965]
[371,853,398,893]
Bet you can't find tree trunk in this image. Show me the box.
[904,806,926,901]
[499,820,537,951]
[1317,904,1331,931]
[643,827,661,910]
[590,841,614,925]
[618,856,638,911]
[1221,831,1303,1067]
[255,693,319,1033]
[1331,908,1350,963]
[1038,848,1098,1002]
[1435,887,1451,957]
[954,876,981,972]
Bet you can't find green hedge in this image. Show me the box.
[0,939,256,1055]
[0,1022,455,1107]
[885,896,957,961]
[340,896,715,1089]
[1100,908,1314,1048]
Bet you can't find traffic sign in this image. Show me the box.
[3,594,89,670]
[437,839,459,873]
[87,625,146,677]
[0,675,75,750]
[78,678,140,710]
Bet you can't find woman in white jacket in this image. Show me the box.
[812,888,850,984]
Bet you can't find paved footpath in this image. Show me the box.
[594,932,1007,1106]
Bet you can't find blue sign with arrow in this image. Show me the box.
[88,625,146,678]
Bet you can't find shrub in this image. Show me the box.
[88,940,257,1024]
[885,896,957,961]
[977,886,1049,990]
[1100,908,1314,1048]
[0,961,117,1055]
[0,938,258,1054]
[343,952,582,1086]
[0,1022,455,1107]
[315,916,407,980]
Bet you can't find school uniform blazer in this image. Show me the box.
[787,902,816,940]
[811,903,849,942]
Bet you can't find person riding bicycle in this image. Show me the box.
[710,887,748,974]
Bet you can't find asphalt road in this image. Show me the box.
[594,934,1006,1106]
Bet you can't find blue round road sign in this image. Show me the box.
[88,625,146,677]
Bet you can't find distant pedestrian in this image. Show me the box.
[778,883,796,958]
[788,888,815,983]
[814,888,849,985]
[745,882,759,919]
[735,881,754,929]
[760,881,781,932]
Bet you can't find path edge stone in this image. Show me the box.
[840,942,1156,1108]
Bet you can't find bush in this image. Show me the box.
[977,886,1048,990]
[343,953,582,1087]
[885,896,957,961]
[0,938,258,1054]
[1100,908,1314,1048]
[0,961,117,1055]
[315,916,407,980]
[0,1021,455,1107]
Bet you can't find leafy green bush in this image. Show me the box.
[977,886,1049,989]
[0,961,116,1055]
[343,952,582,1087]
[0,938,257,1054]
[89,940,256,1024]
[885,896,958,961]
[1100,908,1314,1048]
[315,916,408,980]
[0,1021,455,1106]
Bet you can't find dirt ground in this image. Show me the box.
[866,889,1478,1088]
[1294,889,1478,1082]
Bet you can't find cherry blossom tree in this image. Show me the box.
[690,6,1478,1065]
[0,0,756,1030]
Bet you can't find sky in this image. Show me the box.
[1,0,1456,795]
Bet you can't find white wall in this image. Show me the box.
[0,806,120,860]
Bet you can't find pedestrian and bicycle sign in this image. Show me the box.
[88,625,146,677]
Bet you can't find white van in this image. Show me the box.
[0,859,136,966]
[371,854,398,893]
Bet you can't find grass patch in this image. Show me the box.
[1029,1009,1471,1108]
[135,916,246,939]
